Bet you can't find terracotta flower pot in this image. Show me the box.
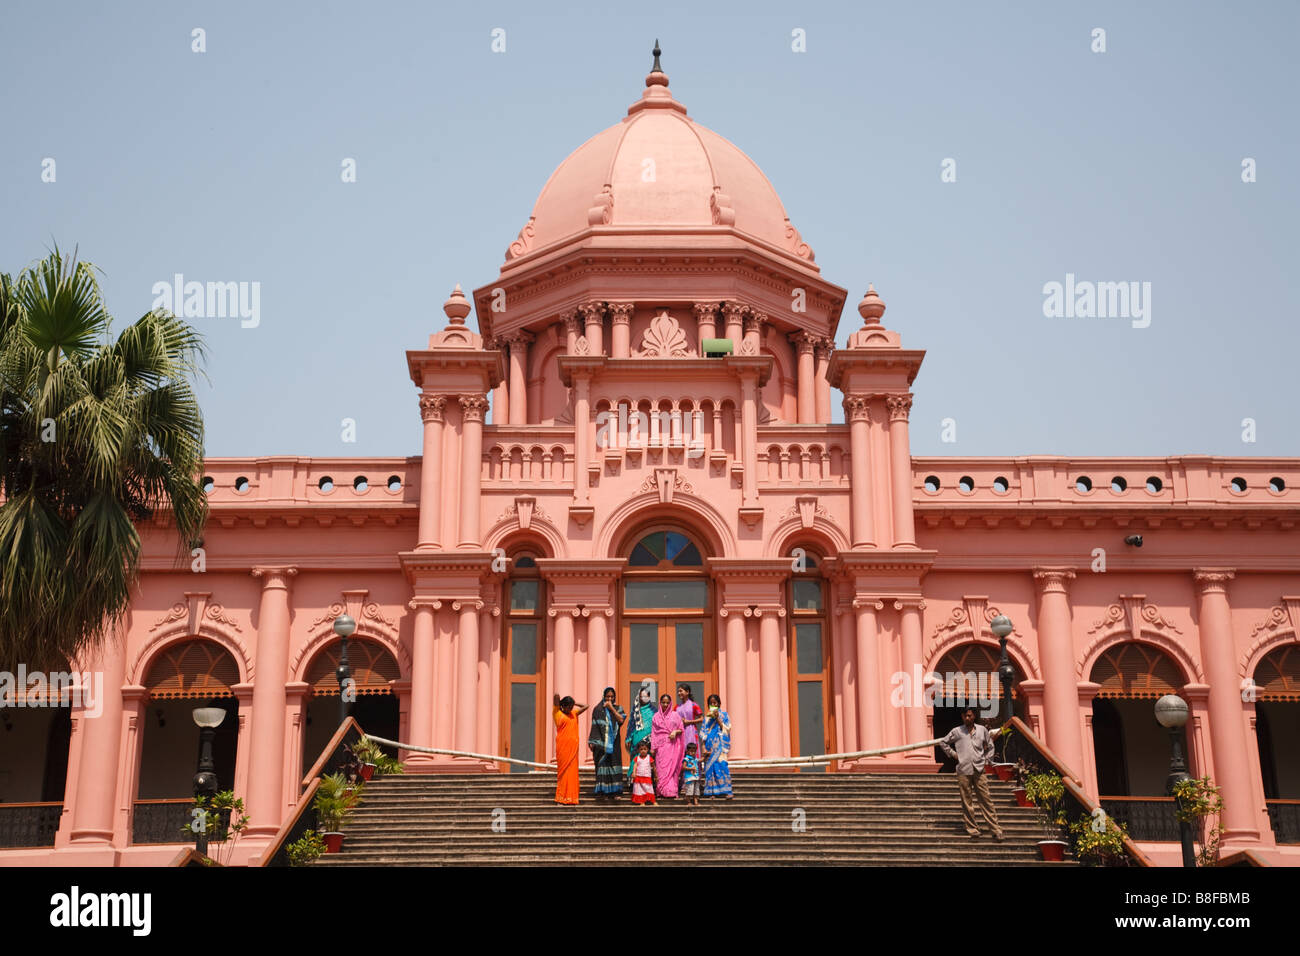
[322,832,345,854]
[359,763,377,781]
[1012,787,1031,808]
[984,764,998,777]
[1037,839,1068,862]
[992,763,1015,781]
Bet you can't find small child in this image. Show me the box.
[630,741,656,806]
[681,742,701,806]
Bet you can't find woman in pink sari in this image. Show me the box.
[650,693,685,797]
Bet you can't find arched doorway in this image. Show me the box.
[788,549,832,771]
[1089,642,1189,841]
[301,639,401,769]
[1253,645,1300,844]
[930,643,1026,771]
[134,640,240,844]
[619,529,715,714]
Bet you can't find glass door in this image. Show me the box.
[622,618,713,711]
[501,560,545,773]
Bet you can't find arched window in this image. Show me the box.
[627,531,703,568]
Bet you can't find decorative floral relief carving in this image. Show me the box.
[309,603,348,630]
[363,603,397,629]
[638,471,694,494]
[206,604,242,632]
[1251,605,1290,637]
[710,187,735,226]
[636,312,694,358]
[150,603,188,632]
[506,217,536,260]
[587,184,614,226]
[784,218,815,261]
[1088,605,1125,634]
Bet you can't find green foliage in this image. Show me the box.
[313,772,363,831]
[1069,812,1130,866]
[287,829,326,867]
[0,247,208,672]
[1023,769,1067,838]
[179,790,249,866]
[1172,776,1225,866]
[352,735,404,775]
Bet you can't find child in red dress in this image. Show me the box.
[630,741,656,806]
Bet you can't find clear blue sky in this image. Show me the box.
[3,0,1296,458]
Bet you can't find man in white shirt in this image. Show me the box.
[939,707,1004,840]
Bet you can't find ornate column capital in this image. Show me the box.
[452,600,485,612]
[721,302,747,322]
[458,395,489,422]
[692,301,720,320]
[562,309,581,334]
[419,393,448,424]
[407,597,443,610]
[885,394,914,423]
[843,395,872,423]
[499,329,535,348]
[579,302,605,323]
[813,337,835,361]
[608,302,635,326]
[893,598,927,612]
[251,566,298,591]
[1193,569,1236,595]
[789,330,819,354]
[852,598,886,611]
[1033,567,1076,594]
[744,310,767,334]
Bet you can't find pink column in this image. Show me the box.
[609,303,633,358]
[722,302,745,345]
[247,566,296,836]
[563,311,579,353]
[581,302,604,355]
[407,601,437,757]
[454,601,480,752]
[1033,568,1085,776]
[896,598,929,755]
[68,633,126,845]
[814,338,833,424]
[433,607,455,748]
[457,395,487,548]
[792,332,817,425]
[416,395,446,548]
[854,600,883,755]
[573,376,591,506]
[759,609,784,757]
[554,610,575,698]
[694,301,718,350]
[724,610,749,759]
[587,612,610,708]
[845,396,875,548]
[1193,569,1260,844]
[740,373,759,507]
[885,395,918,548]
[833,603,858,752]
[506,332,531,426]
[477,604,495,755]
[744,310,766,356]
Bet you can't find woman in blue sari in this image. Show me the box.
[700,693,733,798]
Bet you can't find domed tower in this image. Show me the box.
[471,43,848,527]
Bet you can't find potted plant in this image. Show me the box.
[179,790,250,866]
[990,724,1016,780]
[1069,811,1130,866]
[287,829,326,866]
[1171,776,1225,867]
[1023,768,1069,861]
[314,772,361,853]
[1011,758,1032,808]
[350,737,381,781]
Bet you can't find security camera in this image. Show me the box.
[1124,535,1143,547]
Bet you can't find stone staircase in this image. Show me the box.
[313,771,1076,866]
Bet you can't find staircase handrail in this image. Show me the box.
[259,716,365,866]
[1004,716,1153,868]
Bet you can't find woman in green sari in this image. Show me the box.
[624,678,656,781]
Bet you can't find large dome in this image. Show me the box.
[503,60,816,270]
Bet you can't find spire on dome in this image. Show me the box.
[651,39,662,74]
[645,38,669,89]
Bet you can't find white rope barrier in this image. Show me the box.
[361,735,555,771]
[361,729,1000,771]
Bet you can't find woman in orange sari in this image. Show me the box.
[552,694,588,805]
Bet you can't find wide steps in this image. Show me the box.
[313,772,1071,867]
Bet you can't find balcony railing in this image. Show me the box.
[0,802,62,848]
[1098,796,1182,843]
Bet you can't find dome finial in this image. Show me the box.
[652,39,662,74]
[645,39,669,88]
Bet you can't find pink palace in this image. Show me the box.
[2,57,1298,867]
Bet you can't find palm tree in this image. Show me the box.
[0,247,208,674]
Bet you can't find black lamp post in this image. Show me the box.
[191,706,225,855]
[1155,694,1196,867]
[334,613,356,726]
[989,615,1016,728]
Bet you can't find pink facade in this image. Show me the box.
[2,63,1298,866]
